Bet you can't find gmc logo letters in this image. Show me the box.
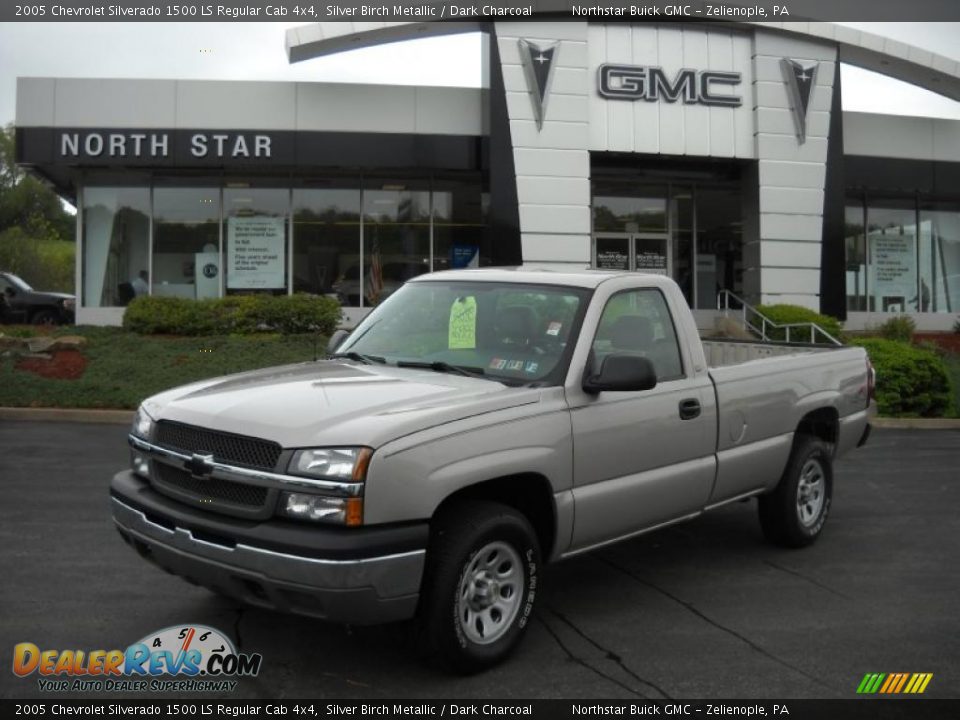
[598,65,742,107]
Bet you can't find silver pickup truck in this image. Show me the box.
[111,269,873,672]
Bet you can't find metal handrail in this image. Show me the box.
[716,290,842,346]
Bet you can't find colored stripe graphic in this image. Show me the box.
[857,672,932,694]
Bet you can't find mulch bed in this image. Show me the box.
[15,350,88,380]
[914,333,960,355]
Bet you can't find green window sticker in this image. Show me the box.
[449,296,477,349]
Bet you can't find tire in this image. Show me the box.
[417,501,540,674]
[759,434,833,548]
[31,309,59,326]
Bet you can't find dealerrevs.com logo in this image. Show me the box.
[12,625,263,693]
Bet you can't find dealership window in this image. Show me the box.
[362,179,431,307]
[292,185,361,299]
[844,201,868,312]
[152,186,220,299]
[919,202,960,314]
[82,187,150,307]
[866,200,918,313]
[432,174,488,273]
[223,186,289,296]
[844,194,959,315]
[694,186,743,310]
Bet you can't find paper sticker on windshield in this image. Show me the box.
[489,357,507,370]
[506,360,524,371]
[449,296,477,349]
[525,361,539,374]
[546,321,562,336]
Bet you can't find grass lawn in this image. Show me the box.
[0,326,326,409]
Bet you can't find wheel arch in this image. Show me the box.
[432,473,557,561]
[795,406,839,452]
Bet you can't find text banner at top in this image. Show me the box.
[3,0,960,22]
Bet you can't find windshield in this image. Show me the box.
[2,273,32,292]
[338,280,591,386]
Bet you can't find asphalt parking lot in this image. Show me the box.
[1,421,958,700]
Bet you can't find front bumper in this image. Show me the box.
[111,470,427,624]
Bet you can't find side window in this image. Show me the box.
[592,288,684,381]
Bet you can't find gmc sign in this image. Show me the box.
[598,65,742,107]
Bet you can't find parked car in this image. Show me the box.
[0,271,75,325]
[111,269,874,672]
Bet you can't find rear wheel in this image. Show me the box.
[759,435,833,548]
[417,501,540,673]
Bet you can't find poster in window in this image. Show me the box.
[634,237,668,275]
[869,231,916,312]
[227,216,285,289]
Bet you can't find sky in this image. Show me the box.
[0,21,958,129]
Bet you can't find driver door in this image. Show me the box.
[566,287,716,552]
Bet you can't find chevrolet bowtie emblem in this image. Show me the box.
[184,453,215,478]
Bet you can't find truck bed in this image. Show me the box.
[701,338,838,368]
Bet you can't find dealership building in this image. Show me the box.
[14,20,960,329]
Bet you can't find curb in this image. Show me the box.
[871,417,960,430]
[0,407,133,425]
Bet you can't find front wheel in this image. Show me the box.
[758,435,833,548]
[417,501,540,673]
[31,309,59,326]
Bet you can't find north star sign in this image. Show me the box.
[59,131,273,159]
[598,65,742,107]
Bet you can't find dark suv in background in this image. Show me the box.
[0,271,75,325]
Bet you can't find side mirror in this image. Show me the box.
[4,287,15,298]
[583,354,657,394]
[326,329,349,355]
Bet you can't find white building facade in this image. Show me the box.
[15,20,960,329]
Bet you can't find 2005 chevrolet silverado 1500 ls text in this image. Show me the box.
[111,269,874,672]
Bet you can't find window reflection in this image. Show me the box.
[361,180,431,307]
[82,187,150,307]
[293,187,360,297]
[152,187,220,300]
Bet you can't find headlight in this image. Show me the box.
[279,493,363,526]
[131,406,154,439]
[288,447,372,482]
[282,447,372,526]
[62,298,76,312]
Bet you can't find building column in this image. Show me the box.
[746,30,838,311]
[494,21,592,270]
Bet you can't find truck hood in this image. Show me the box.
[143,360,541,449]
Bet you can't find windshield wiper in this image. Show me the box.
[396,360,486,379]
[330,351,387,365]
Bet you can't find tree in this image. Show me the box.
[0,125,76,293]
[0,124,74,242]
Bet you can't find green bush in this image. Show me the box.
[849,338,952,417]
[123,294,342,336]
[752,304,843,343]
[875,315,916,342]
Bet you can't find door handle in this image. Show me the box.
[679,398,701,420]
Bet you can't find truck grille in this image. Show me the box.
[155,420,281,471]
[154,462,269,510]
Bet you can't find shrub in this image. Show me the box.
[875,315,916,343]
[123,294,342,336]
[849,337,952,417]
[752,304,843,343]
